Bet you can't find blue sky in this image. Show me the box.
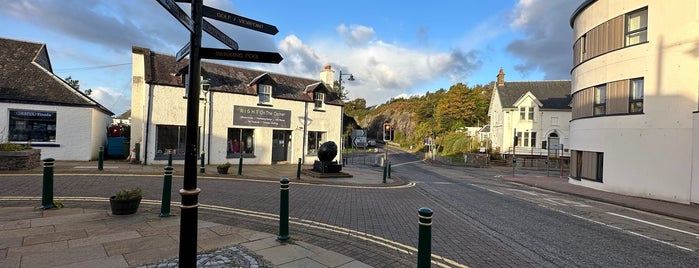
[0,0,584,115]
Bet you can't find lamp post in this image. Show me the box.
[337,69,354,162]
[200,79,210,173]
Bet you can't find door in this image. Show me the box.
[272,130,290,163]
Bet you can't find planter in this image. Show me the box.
[109,196,142,215]
[217,167,229,174]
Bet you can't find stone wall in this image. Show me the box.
[0,149,41,170]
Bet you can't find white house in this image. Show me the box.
[488,69,572,157]
[570,0,699,204]
[0,37,114,160]
[130,47,344,166]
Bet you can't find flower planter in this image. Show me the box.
[217,167,229,174]
[109,196,142,215]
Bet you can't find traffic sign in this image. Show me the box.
[200,48,283,64]
[176,42,190,62]
[202,19,239,50]
[353,136,367,148]
[352,129,367,137]
[156,0,193,32]
[202,5,279,35]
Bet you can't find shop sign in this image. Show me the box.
[233,105,290,128]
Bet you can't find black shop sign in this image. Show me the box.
[233,105,291,128]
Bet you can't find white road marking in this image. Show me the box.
[391,160,424,167]
[606,212,699,238]
[507,189,540,196]
[468,183,504,195]
[543,198,591,208]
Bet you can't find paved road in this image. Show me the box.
[3,148,699,267]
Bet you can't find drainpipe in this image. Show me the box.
[206,92,212,165]
[339,105,344,163]
[302,102,308,164]
[144,83,155,165]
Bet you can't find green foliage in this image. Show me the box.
[53,200,65,208]
[114,187,142,200]
[0,143,31,151]
[217,162,232,169]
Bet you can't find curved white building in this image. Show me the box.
[569,0,699,204]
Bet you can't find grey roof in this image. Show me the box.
[0,37,113,115]
[496,81,572,110]
[136,47,343,106]
[116,109,131,119]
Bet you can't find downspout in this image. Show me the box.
[339,105,344,162]
[302,101,308,164]
[206,92,212,165]
[144,83,155,165]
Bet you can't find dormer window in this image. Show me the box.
[314,92,325,110]
[258,84,272,105]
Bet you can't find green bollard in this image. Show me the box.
[238,155,243,175]
[134,142,140,163]
[382,161,387,183]
[277,178,290,241]
[200,152,205,173]
[40,158,56,210]
[417,207,433,268]
[388,161,392,178]
[98,146,104,171]
[160,166,173,217]
[167,151,173,166]
[295,158,301,180]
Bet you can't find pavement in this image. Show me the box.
[1,158,698,267]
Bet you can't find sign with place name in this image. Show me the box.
[353,136,367,148]
[202,5,278,35]
[233,105,291,128]
[200,48,283,63]
[202,19,239,50]
[155,0,193,32]
[10,110,56,120]
[176,42,190,62]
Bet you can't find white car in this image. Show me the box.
[367,139,377,147]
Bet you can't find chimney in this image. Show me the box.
[496,68,505,86]
[320,65,335,87]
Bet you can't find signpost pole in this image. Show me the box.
[179,0,203,266]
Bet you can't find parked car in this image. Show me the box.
[367,139,377,147]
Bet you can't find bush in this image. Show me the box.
[0,143,31,151]
[114,187,142,200]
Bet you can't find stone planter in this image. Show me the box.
[0,149,41,170]
[217,166,229,174]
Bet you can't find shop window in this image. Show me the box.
[258,84,272,105]
[307,131,326,156]
[155,125,194,160]
[626,8,648,46]
[314,92,325,110]
[9,110,57,142]
[594,84,606,116]
[629,78,644,113]
[227,128,255,158]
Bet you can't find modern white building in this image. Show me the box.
[569,0,699,204]
[488,69,572,157]
[0,37,114,160]
[130,47,344,166]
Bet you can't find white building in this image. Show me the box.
[0,37,114,160]
[130,47,344,166]
[488,69,572,157]
[570,0,699,204]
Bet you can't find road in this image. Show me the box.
[2,147,699,267]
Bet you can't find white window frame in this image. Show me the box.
[258,84,272,105]
[626,8,648,46]
[314,92,325,110]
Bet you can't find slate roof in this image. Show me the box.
[495,81,572,110]
[136,47,342,106]
[116,109,131,119]
[0,37,113,115]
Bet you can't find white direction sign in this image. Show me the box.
[353,136,367,147]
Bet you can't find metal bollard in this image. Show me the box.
[167,151,173,166]
[277,178,290,241]
[417,207,433,268]
[41,158,56,209]
[98,146,104,171]
[295,158,301,180]
[388,161,392,178]
[237,155,243,175]
[160,166,173,217]
[200,152,205,173]
[382,162,387,184]
[135,142,140,163]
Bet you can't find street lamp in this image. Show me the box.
[199,79,210,173]
[337,69,354,100]
[337,70,354,162]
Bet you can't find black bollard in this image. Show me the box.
[160,166,173,217]
[295,158,301,180]
[278,178,290,241]
[98,146,104,171]
[388,161,392,178]
[40,158,56,209]
[167,151,173,166]
[382,161,387,184]
[417,207,433,268]
[200,152,205,173]
[237,155,243,175]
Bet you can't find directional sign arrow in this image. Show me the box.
[202,5,278,35]
[176,42,191,62]
[203,19,239,50]
[155,0,193,32]
[200,48,283,64]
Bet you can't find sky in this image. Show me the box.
[0,0,585,116]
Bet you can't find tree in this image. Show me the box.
[332,80,350,101]
[64,76,80,89]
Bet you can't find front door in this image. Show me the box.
[272,130,290,163]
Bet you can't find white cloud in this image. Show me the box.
[89,87,130,116]
[336,24,376,47]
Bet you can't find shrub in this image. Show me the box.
[114,187,142,200]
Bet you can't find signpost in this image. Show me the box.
[200,48,283,64]
[202,5,279,35]
[154,0,281,266]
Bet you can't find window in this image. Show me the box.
[307,131,326,155]
[520,107,526,120]
[517,132,537,147]
[9,110,57,142]
[581,34,586,56]
[594,84,606,116]
[596,152,604,182]
[626,8,648,46]
[155,125,191,159]
[516,132,523,146]
[551,117,559,126]
[258,84,272,104]
[314,92,325,110]
[528,107,534,120]
[227,128,255,157]
[531,132,537,148]
[629,78,644,113]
